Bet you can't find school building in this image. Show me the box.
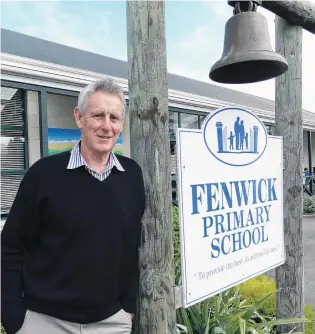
[1,28,315,224]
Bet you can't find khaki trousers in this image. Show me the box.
[16,309,132,334]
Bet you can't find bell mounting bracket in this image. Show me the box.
[228,1,262,15]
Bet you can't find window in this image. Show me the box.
[169,110,208,203]
[169,111,179,139]
[1,87,27,216]
[199,115,207,128]
[265,124,273,135]
[181,114,199,129]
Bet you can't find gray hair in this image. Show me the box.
[77,77,126,117]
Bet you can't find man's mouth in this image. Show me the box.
[97,135,111,140]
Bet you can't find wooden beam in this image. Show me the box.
[126,1,176,333]
[261,1,315,34]
[228,1,315,34]
[275,16,304,333]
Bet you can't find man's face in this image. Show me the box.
[74,91,124,155]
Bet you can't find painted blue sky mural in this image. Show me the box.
[48,128,81,142]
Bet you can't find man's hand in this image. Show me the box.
[124,310,134,320]
[129,313,134,319]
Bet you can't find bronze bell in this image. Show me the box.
[209,2,288,84]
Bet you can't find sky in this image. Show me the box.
[1,0,315,112]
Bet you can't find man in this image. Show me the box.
[234,116,240,150]
[304,167,311,188]
[1,77,145,334]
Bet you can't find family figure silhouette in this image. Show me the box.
[228,117,249,151]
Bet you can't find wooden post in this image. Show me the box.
[126,1,176,333]
[275,17,304,333]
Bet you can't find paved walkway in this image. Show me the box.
[268,217,315,306]
[304,216,315,306]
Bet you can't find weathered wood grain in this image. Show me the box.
[275,17,304,333]
[126,1,176,333]
[175,286,183,310]
[228,1,315,34]
[262,1,315,34]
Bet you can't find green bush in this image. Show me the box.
[176,287,309,333]
[173,206,180,263]
[239,275,315,334]
[305,305,315,334]
[173,205,182,284]
[238,275,276,317]
[238,275,315,333]
[303,194,315,214]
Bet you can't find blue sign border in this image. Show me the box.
[202,107,268,167]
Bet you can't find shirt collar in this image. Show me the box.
[67,141,125,172]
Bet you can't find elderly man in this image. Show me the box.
[1,78,145,334]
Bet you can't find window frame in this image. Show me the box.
[169,107,208,206]
[0,80,79,219]
[1,86,28,218]
[1,80,80,159]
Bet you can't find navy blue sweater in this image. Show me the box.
[1,151,145,334]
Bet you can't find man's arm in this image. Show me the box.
[120,166,145,315]
[1,166,40,334]
[119,243,141,316]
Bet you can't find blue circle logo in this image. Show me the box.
[203,107,268,167]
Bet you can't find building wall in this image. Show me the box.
[22,91,315,174]
[47,93,77,129]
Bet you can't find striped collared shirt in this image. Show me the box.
[67,141,125,181]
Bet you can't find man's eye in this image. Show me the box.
[94,114,103,119]
[111,115,119,121]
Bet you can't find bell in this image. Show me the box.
[209,10,288,84]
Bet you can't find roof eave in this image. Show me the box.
[1,52,315,130]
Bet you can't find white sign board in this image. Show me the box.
[177,107,284,308]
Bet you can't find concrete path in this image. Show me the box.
[304,216,315,306]
[267,217,315,306]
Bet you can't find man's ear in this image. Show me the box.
[74,107,83,129]
[119,119,124,133]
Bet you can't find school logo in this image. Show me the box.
[203,107,268,166]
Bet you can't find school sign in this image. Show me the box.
[177,107,285,308]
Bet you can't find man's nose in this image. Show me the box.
[101,115,111,130]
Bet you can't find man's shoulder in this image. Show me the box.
[114,154,142,173]
[19,151,70,188]
[27,151,71,174]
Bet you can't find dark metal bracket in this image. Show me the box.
[228,1,262,14]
